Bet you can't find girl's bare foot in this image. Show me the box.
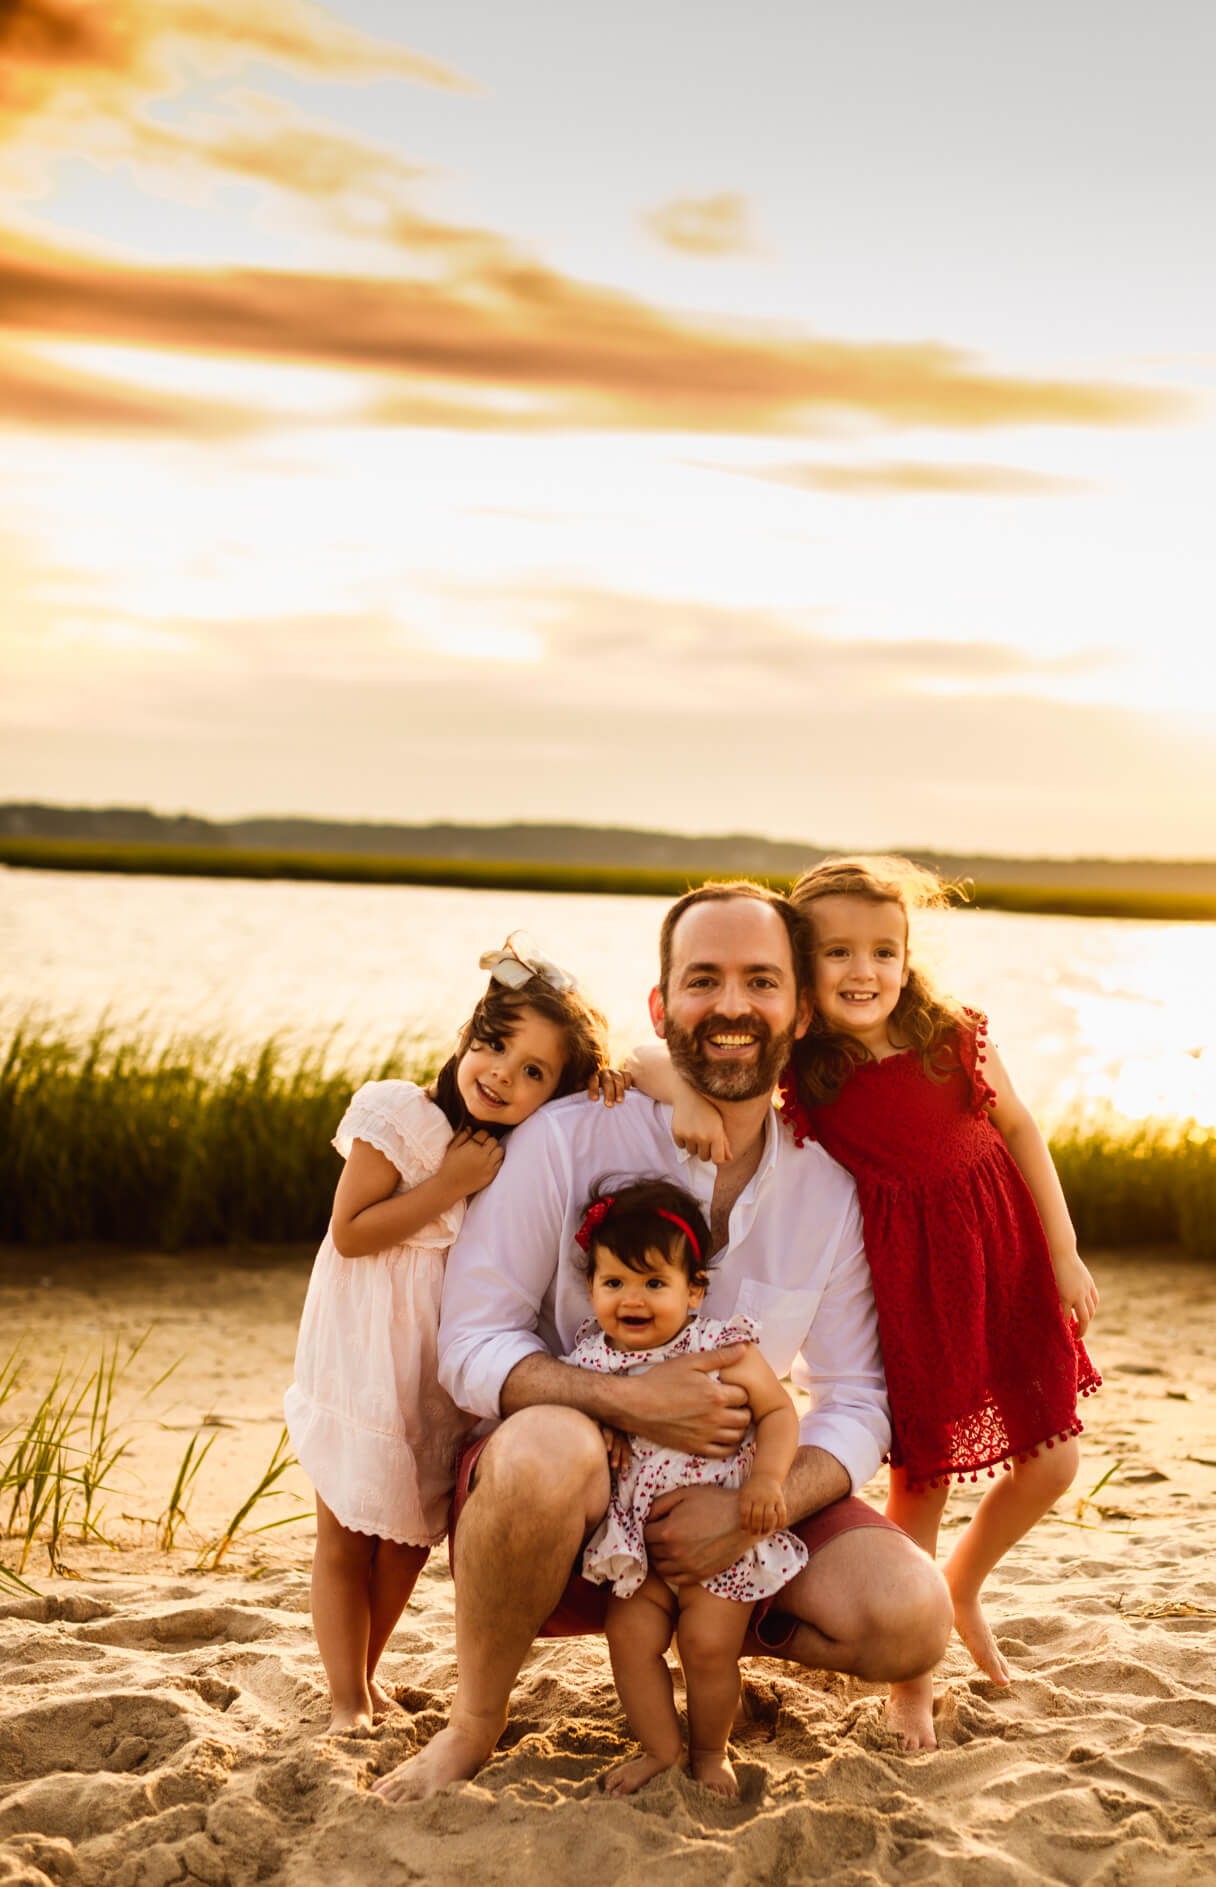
[373,1712,505,1802]
[326,1701,374,1736]
[690,1746,738,1797]
[603,1748,682,1797]
[886,1674,937,1751]
[952,1595,1011,1684]
[368,1679,399,1721]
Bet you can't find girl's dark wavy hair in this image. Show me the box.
[430,975,610,1136]
[788,854,974,1104]
[575,1176,712,1291]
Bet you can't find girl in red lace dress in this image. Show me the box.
[629,857,1100,1752]
[779,856,1101,1748]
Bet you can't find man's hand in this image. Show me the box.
[620,1346,751,1458]
[644,1485,753,1587]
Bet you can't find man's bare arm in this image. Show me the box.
[645,1444,851,1586]
[500,1349,752,1459]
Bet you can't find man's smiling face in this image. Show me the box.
[650,896,809,1103]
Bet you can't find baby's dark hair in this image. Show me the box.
[575,1177,712,1290]
[431,975,610,1137]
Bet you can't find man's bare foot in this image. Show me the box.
[325,1701,374,1736]
[690,1746,738,1797]
[373,1717,503,1802]
[952,1595,1011,1684]
[886,1675,937,1751]
[602,1748,682,1797]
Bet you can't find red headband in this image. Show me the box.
[575,1197,702,1262]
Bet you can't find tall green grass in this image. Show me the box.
[0,1019,427,1249]
[1,1018,1213,1255]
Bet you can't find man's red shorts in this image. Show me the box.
[447,1430,902,1649]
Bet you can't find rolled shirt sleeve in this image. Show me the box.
[437,1105,573,1420]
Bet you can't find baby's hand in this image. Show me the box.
[1054,1248,1099,1338]
[599,1425,632,1474]
[738,1473,787,1538]
[588,1066,632,1107]
[671,1092,731,1165]
[441,1127,504,1197]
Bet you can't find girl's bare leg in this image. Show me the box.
[884,1471,951,1750]
[365,1539,430,1714]
[675,1587,752,1797]
[603,1576,682,1796]
[312,1495,377,1732]
[944,1437,1080,1684]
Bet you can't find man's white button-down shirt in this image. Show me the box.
[438,1089,891,1493]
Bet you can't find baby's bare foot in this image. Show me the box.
[690,1746,738,1797]
[603,1749,682,1797]
[886,1675,937,1751]
[953,1595,1011,1684]
[373,1716,503,1802]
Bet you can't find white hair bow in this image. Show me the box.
[479,930,578,995]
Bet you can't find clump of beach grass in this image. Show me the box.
[194,1428,307,1571]
[0,1331,179,1581]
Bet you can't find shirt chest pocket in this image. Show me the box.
[733,1282,823,1379]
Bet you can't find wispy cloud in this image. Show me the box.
[643,192,756,257]
[0,0,473,141]
[480,586,1116,690]
[0,341,261,435]
[0,228,1182,438]
[735,460,1088,497]
[0,4,1186,444]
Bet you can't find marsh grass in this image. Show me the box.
[2,1018,1213,1255]
[6,838,1216,921]
[1,1017,427,1249]
[1048,1116,1216,1260]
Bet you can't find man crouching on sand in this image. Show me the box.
[374,885,953,1801]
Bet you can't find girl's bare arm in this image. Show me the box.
[330,1132,502,1257]
[624,1042,733,1164]
[985,1040,1099,1336]
[718,1344,801,1535]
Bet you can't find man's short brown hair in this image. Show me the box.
[658,880,809,997]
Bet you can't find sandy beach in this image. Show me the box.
[1,1245,1214,1886]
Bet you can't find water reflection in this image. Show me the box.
[4,869,1213,1125]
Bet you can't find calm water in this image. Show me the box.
[4,867,1215,1126]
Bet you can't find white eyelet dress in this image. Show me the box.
[284,1081,476,1545]
[567,1313,810,1602]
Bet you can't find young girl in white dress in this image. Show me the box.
[567,1178,808,1799]
[284,934,611,1733]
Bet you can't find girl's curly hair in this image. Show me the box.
[789,854,973,1103]
[430,975,610,1135]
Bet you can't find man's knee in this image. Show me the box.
[862,1546,953,1675]
[476,1406,609,1520]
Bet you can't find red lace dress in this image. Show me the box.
[780,1017,1100,1489]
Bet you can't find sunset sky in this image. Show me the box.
[2,1,1213,857]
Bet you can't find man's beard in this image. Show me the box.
[664,1010,798,1103]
